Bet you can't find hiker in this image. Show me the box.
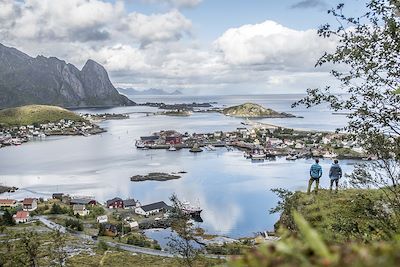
[329,159,342,193]
[307,159,322,194]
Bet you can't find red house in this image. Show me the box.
[106,197,124,209]
[166,135,182,145]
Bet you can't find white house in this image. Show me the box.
[128,221,139,229]
[13,211,30,224]
[135,201,169,216]
[96,215,108,224]
[73,205,90,217]
[22,198,37,211]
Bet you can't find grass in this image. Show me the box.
[275,189,396,243]
[0,104,84,127]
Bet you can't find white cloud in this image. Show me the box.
[0,0,191,44]
[121,10,192,46]
[143,0,202,8]
[214,20,337,72]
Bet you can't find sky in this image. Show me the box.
[0,0,367,95]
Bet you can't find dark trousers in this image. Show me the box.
[307,177,320,194]
[330,179,339,192]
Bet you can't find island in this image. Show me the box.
[130,172,182,182]
[0,105,106,148]
[0,185,18,194]
[222,103,296,118]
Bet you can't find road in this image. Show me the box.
[35,216,178,258]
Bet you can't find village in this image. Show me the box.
[136,124,369,160]
[0,112,129,149]
[0,193,180,250]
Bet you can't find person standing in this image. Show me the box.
[329,159,342,193]
[307,159,322,194]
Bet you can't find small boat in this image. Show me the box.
[189,144,203,153]
[135,141,146,149]
[168,146,177,151]
[181,201,202,216]
[244,152,251,159]
[286,155,297,160]
[250,150,266,160]
[323,152,338,158]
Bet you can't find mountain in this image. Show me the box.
[117,87,182,96]
[222,103,295,118]
[0,44,134,108]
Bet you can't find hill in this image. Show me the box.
[118,88,182,96]
[0,105,84,127]
[0,44,134,108]
[222,103,295,118]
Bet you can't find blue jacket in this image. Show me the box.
[310,163,322,179]
[329,163,342,180]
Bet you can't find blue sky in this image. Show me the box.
[0,0,368,94]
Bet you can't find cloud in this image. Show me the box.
[143,0,202,8]
[0,0,191,45]
[214,20,337,72]
[290,0,328,10]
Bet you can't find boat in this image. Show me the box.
[168,146,177,151]
[250,150,266,160]
[323,152,338,158]
[286,155,297,160]
[181,201,202,216]
[135,140,147,149]
[189,144,203,153]
[244,152,251,159]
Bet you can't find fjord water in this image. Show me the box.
[0,94,356,237]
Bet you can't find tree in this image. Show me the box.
[167,194,203,267]
[1,210,15,226]
[17,231,41,267]
[293,0,400,236]
[49,230,67,267]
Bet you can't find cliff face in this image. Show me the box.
[0,44,134,108]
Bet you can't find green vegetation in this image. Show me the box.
[273,189,399,243]
[222,103,292,118]
[0,104,84,127]
[65,218,84,231]
[228,212,400,267]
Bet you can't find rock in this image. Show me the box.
[130,172,181,182]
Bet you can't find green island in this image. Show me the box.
[222,103,296,118]
[0,105,84,127]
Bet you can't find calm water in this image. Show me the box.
[0,94,355,238]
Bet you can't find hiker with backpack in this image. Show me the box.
[307,159,322,194]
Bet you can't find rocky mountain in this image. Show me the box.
[222,103,295,118]
[0,44,134,108]
[118,87,182,96]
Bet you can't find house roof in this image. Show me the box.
[140,201,169,212]
[106,197,123,206]
[0,199,16,205]
[123,199,136,207]
[23,198,36,205]
[140,136,159,141]
[70,198,95,205]
[72,204,86,211]
[14,211,29,219]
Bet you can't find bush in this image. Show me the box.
[65,219,83,231]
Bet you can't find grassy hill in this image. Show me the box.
[275,189,396,243]
[222,102,294,118]
[0,105,84,127]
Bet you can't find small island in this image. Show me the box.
[130,172,182,182]
[222,103,296,118]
